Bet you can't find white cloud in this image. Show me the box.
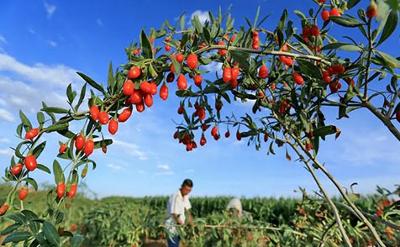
[0,108,15,122]
[44,1,56,18]
[48,40,57,47]
[190,10,210,24]
[156,163,174,176]
[107,163,124,171]
[157,164,170,171]
[324,128,400,166]
[113,140,149,160]
[0,148,13,156]
[28,28,36,35]
[96,18,103,27]
[0,53,82,117]
[0,53,79,87]
[202,61,222,76]
[138,169,146,174]
[0,138,10,143]
[0,35,7,45]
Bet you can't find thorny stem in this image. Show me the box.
[283,128,386,247]
[283,137,352,247]
[194,45,331,65]
[363,18,373,100]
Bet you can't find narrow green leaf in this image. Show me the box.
[94,139,113,149]
[66,84,75,103]
[2,231,31,243]
[76,72,106,94]
[179,14,185,31]
[253,6,261,28]
[32,141,46,158]
[313,125,337,138]
[37,112,45,126]
[53,160,64,184]
[43,221,60,246]
[347,0,361,9]
[140,30,153,59]
[41,107,69,114]
[377,50,400,68]
[322,43,362,52]
[19,110,32,131]
[24,177,38,190]
[330,16,362,27]
[377,10,398,46]
[37,164,51,174]
[75,83,87,112]
[192,15,203,34]
[44,123,69,133]
[107,62,114,92]
[42,102,56,124]
[71,234,84,247]
[0,223,21,235]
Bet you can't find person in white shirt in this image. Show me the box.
[165,179,193,247]
[226,197,243,218]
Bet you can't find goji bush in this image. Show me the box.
[0,0,399,246]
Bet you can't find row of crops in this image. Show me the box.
[0,184,399,246]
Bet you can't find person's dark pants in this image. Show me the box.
[167,235,180,247]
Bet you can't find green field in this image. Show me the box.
[0,184,398,246]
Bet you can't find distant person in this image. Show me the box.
[165,179,193,247]
[226,197,243,218]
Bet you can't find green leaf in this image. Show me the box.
[42,102,56,124]
[330,16,362,27]
[253,6,261,28]
[57,129,75,139]
[44,122,69,133]
[41,106,70,114]
[2,231,31,243]
[94,139,113,149]
[321,43,362,52]
[37,164,51,174]
[66,84,75,103]
[107,62,114,92]
[24,177,38,190]
[55,211,64,224]
[53,160,64,184]
[297,60,321,79]
[192,15,203,34]
[43,221,60,246]
[32,141,46,158]
[16,123,23,137]
[1,223,21,235]
[37,112,45,126]
[76,72,106,95]
[71,234,84,247]
[14,141,30,159]
[171,56,181,75]
[75,83,87,112]
[21,210,39,221]
[179,14,185,31]
[140,30,153,59]
[294,10,306,20]
[148,63,158,78]
[347,0,361,9]
[313,125,337,138]
[19,110,32,131]
[377,10,398,46]
[7,213,26,224]
[376,50,400,68]
[278,9,288,31]
[313,137,319,156]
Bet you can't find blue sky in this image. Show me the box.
[0,0,399,198]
